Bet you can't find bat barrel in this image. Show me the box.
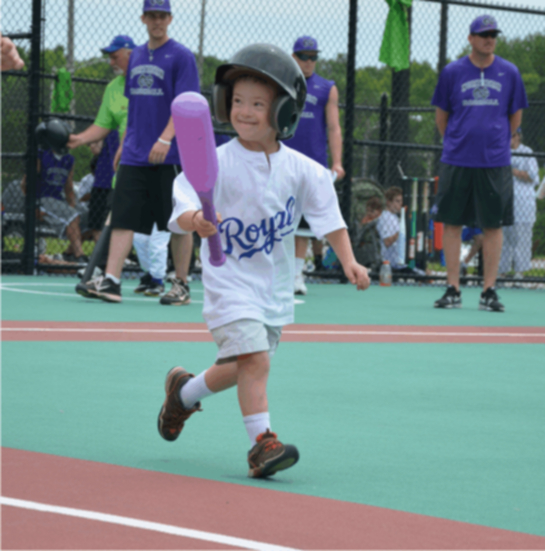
[172,91,226,268]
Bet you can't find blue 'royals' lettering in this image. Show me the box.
[220,197,296,259]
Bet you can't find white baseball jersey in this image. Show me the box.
[169,138,346,330]
[510,143,539,225]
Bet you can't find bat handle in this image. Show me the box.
[202,201,226,267]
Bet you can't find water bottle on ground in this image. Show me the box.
[379,260,392,286]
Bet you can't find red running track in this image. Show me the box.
[3,448,545,550]
[3,321,545,343]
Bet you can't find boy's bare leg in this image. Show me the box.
[65,217,83,257]
[105,229,134,278]
[237,351,270,416]
[443,224,462,290]
[203,361,238,393]
[482,227,502,290]
[171,232,193,282]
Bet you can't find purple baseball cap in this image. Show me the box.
[143,0,171,13]
[293,36,320,53]
[101,35,136,54]
[470,15,501,35]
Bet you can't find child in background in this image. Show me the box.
[352,196,383,272]
[157,44,370,478]
[376,186,403,266]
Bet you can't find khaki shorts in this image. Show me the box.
[211,319,282,364]
[39,197,80,238]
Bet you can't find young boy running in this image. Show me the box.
[157,44,370,478]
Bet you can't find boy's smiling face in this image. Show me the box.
[230,78,278,151]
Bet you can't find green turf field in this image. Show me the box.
[2,275,544,536]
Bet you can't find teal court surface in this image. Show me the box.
[1,274,545,549]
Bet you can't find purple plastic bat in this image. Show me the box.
[171,91,226,267]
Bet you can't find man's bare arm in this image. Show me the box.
[325,85,344,180]
[435,107,449,137]
[68,124,111,149]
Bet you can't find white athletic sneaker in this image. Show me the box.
[294,273,307,295]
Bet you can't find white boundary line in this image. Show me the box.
[3,327,545,338]
[0,282,204,293]
[0,286,204,303]
[0,283,304,305]
[0,496,298,551]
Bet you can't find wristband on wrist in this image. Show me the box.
[157,138,171,146]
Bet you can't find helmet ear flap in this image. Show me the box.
[271,95,299,139]
[212,83,231,124]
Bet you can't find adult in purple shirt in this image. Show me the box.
[432,15,528,313]
[284,36,344,295]
[86,0,200,304]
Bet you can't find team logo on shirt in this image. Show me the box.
[473,86,490,100]
[219,197,296,259]
[130,64,165,96]
[461,78,500,106]
[138,74,154,89]
[46,167,69,186]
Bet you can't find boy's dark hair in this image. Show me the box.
[385,186,403,202]
[213,43,306,140]
[366,196,383,212]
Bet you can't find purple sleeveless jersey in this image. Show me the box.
[93,131,119,189]
[284,72,334,167]
[121,39,200,167]
[38,150,75,200]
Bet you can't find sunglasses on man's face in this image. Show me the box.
[295,52,318,62]
[476,31,499,39]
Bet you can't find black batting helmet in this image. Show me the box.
[213,43,307,140]
[35,118,70,155]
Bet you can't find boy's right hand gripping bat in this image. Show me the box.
[171,91,226,267]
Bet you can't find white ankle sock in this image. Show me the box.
[243,412,271,446]
[295,257,305,276]
[105,273,120,284]
[180,371,213,409]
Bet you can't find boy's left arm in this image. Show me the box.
[64,167,76,207]
[325,227,370,290]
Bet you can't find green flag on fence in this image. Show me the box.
[379,0,413,72]
[51,68,73,113]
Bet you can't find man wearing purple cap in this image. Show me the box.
[432,14,528,312]
[284,36,344,295]
[82,0,200,304]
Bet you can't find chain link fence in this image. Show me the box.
[2,0,545,286]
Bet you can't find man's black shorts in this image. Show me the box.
[434,163,513,229]
[88,187,112,230]
[110,164,180,235]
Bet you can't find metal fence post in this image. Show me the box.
[340,0,358,228]
[378,92,389,187]
[433,0,448,175]
[22,0,43,275]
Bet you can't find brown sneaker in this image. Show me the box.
[157,367,201,441]
[247,429,299,478]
